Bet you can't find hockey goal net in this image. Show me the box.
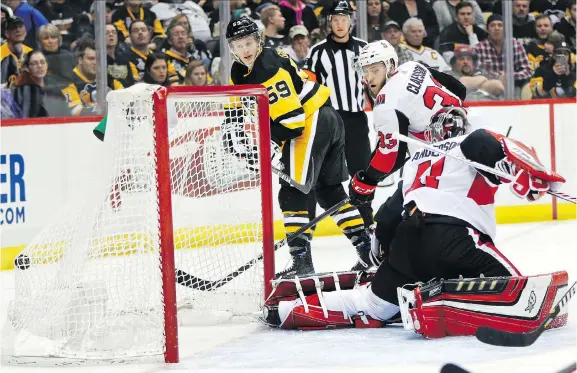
[2,84,274,364]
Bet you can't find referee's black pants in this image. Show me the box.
[307,110,374,228]
[339,110,373,227]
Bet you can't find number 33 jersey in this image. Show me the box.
[369,61,463,178]
[402,133,501,240]
[230,47,331,145]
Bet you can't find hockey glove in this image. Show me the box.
[270,140,283,170]
[349,171,377,206]
[495,158,552,202]
[495,137,566,202]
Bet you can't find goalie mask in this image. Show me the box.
[226,17,264,67]
[425,106,468,143]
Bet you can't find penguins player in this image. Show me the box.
[224,18,377,278]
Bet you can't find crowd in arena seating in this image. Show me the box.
[0,0,575,119]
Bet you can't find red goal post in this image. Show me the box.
[154,85,274,363]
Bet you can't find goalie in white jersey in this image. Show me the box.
[261,106,569,338]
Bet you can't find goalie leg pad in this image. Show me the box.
[400,271,568,338]
[276,286,395,330]
[263,271,395,330]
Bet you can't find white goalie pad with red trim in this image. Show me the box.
[398,271,569,338]
[262,271,382,330]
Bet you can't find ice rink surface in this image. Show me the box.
[1,220,576,373]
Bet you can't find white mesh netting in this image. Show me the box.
[2,84,271,364]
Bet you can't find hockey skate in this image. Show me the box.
[275,245,315,279]
[351,229,376,271]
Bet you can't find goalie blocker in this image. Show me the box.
[262,271,569,338]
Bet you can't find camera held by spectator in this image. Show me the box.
[530,39,576,98]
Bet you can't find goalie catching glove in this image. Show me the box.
[493,136,565,201]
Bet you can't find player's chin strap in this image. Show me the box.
[392,132,576,204]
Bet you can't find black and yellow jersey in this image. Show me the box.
[524,42,549,70]
[107,53,133,90]
[61,67,98,116]
[530,61,576,98]
[121,46,153,82]
[0,43,32,87]
[111,5,166,42]
[164,49,190,84]
[230,47,331,144]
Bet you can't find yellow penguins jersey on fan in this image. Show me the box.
[230,47,331,144]
[0,42,32,87]
[61,67,98,116]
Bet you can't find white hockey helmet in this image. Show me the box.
[356,40,399,80]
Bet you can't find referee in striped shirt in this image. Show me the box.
[304,0,373,227]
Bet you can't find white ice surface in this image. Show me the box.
[1,220,576,373]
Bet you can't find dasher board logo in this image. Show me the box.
[0,154,26,225]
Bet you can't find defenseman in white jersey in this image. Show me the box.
[348,40,467,210]
[262,112,568,338]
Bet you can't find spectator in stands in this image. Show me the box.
[4,0,48,48]
[162,14,212,68]
[388,0,439,47]
[403,18,450,71]
[433,0,485,32]
[164,23,193,85]
[261,5,289,48]
[474,14,533,91]
[367,0,390,42]
[448,44,504,100]
[555,0,576,51]
[12,49,48,117]
[530,39,576,98]
[278,0,319,36]
[511,0,537,40]
[69,2,100,50]
[38,24,75,87]
[122,20,153,81]
[112,0,165,46]
[283,24,309,67]
[439,1,487,61]
[184,59,209,86]
[525,15,555,70]
[142,53,174,86]
[381,20,414,65]
[1,16,31,87]
[529,0,571,15]
[105,23,132,90]
[35,0,83,50]
[61,38,98,115]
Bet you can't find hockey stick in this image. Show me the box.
[272,163,313,194]
[475,281,576,347]
[393,133,576,204]
[175,198,349,291]
[441,362,576,373]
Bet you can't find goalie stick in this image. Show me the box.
[441,362,576,373]
[175,198,350,291]
[393,133,576,204]
[475,281,576,347]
